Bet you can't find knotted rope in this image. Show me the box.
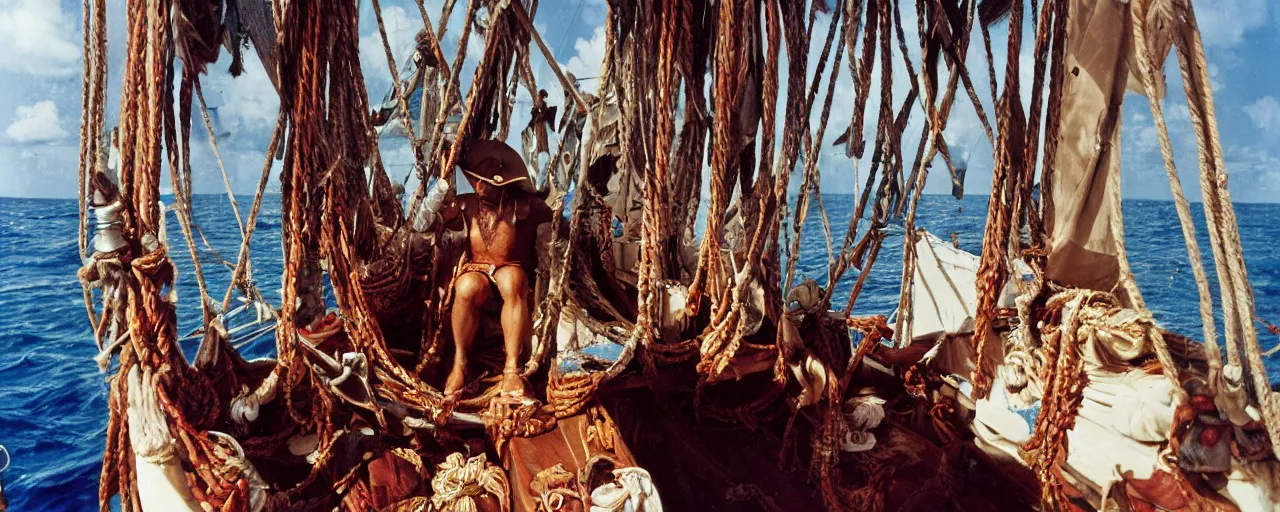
[431,452,511,512]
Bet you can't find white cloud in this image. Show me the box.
[1193,0,1269,48]
[360,5,427,93]
[0,0,81,76]
[1222,144,1280,202]
[5,100,67,143]
[1244,96,1280,134]
[201,54,280,142]
[565,26,606,80]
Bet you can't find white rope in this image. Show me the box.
[126,365,175,465]
[589,467,663,512]
[230,370,279,427]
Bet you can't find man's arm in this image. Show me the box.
[411,178,452,230]
[525,196,556,226]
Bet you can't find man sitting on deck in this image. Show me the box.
[422,139,553,400]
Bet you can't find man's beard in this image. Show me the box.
[476,194,510,244]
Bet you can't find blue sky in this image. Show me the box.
[0,0,1277,202]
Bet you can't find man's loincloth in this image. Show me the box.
[457,261,524,286]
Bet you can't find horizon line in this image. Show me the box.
[3,192,1278,205]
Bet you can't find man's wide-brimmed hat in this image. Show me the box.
[459,138,533,192]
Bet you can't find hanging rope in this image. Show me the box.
[78,0,108,333]
[194,83,247,238]
[782,1,845,297]
[685,0,751,320]
[77,0,92,261]
[1170,0,1280,458]
[970,0,1027,399]
[406,0,478,219]
[220,110,286,312]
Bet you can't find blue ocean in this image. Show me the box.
[1,194,1277,510]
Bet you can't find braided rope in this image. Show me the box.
[970,0,1028,399]
[697,0,815,380]
[1037,0,1069,245]
[685,0,750,319]
[77,0,92,260]
[782,1,845,297]
[846,0,878,160]
[1171,0,1280,457]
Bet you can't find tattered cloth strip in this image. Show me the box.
[431,452,511,512]
[172,0,223,75]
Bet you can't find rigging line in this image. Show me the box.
[220,110,286,312]
[552,0,586,61]
[370,0,421,147]
[194,81,246,238]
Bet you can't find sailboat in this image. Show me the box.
[72,0,1277,510]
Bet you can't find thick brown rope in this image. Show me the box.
[782,2,846,297]
[846,0,878,160]
[971,0,1025,399]
[685,0,750,320]
[1037,0,1069,242]
[78,0,109,333]
[77,0,92,261]
[633,0,684,364]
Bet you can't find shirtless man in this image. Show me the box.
[420,139,553,399]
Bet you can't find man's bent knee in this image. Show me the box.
[492,266,528,301]
[453,273,491,306]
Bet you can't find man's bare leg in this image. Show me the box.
[446,273,490,397]
[493,266,530,396]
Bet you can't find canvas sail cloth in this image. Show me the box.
[973,0,1201,503]
[1044,0,1173,303]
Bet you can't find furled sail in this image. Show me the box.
[1043,0,1173,303]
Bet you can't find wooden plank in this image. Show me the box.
[501,408,637,511]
